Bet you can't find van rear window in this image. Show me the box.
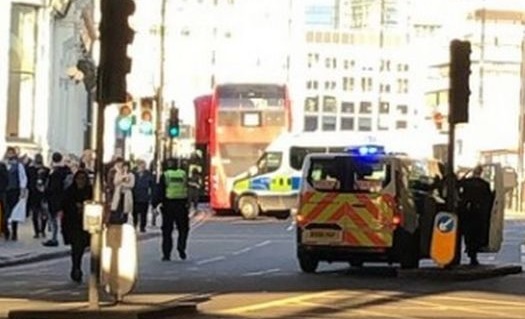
[306,156,391,193]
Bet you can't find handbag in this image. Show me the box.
[9,197,27,223]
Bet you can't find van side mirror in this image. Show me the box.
[248,166,258,176]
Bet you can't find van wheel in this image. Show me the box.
[239,196,259,220]
[298,254,319,273]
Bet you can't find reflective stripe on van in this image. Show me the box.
[297,191,396,247]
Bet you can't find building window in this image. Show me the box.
[378,116,389,131]
[304,97,319,112]
[340,117,354,130]
[321,116,336,131]
[396,120,408,129]
[322,96,337,113]
[379,102,390,114]
[361,77,373,91]
[304,116,318,132]
[397,104,408,115]
[342,77,354,91]
[341,101,354,113]
[358,117,372,131]
[7,4,38,140]
[359,101,372,114]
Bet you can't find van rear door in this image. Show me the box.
[298,155,395,248]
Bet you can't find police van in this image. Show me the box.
[231,132,378,219]
[231,132,433,219]
[295,145,506,272]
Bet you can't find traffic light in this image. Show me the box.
[97,0,135,104]
[116,104,133,136]
[139,98,154,135]
[168,107,180,138]
[449,39,471,124]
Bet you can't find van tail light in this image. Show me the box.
[392,214,402,226]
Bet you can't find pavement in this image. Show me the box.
[7,295,199,319]
[0,218,163,269]
[0,207,211,268]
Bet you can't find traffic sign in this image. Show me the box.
[430,211,458,267]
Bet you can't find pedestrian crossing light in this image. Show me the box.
[168,107,180,138]
[117,104,133,136]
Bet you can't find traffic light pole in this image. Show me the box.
[88,99,105,310]
[154,0,167,178]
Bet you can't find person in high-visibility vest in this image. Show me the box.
[154,158,189,261]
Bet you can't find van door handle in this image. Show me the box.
[352,203,366,208]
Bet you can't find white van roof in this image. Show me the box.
[265,131,433,158]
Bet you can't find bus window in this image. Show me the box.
[290,147,326,170]
[256,152,282,175]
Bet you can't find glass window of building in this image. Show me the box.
[340,117,354,131]
[323,96,337,113]
[358,117,372,131]
[322,116,336,131]
[7,4,38,140]
[304,116,318,132]
[378,116,389,131]
[359,101,372,114]
[341,101,354,113]
[304,97,319,112]
[379,102,390,114]
[396,120,408,129]
[397,104,408,115]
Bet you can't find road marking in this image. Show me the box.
[196,256,225,265]
[241,268,280,277]
[521,244,525,263]
[231,247,252,256]
[218,291,339,314]
[254,240,272,248]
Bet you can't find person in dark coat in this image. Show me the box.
[27,154,50,238]
[458,165,493,266]
[43,152,71,247]
[0,161,7,237]
[132,159,154,232]
[62,169,93,283]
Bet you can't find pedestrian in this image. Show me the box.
[27,153,50,238]
[132,159,154,232]
[0,160,8,237]
[457,165,493,266]
[187,167,202,213]
[2,147,28,241]
[61,169,93,283]
[110,161,135,224]
[43,152,70,247]
[154,158,190,261]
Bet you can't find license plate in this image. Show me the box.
[302,229,342,244]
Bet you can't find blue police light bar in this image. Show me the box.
[346,144,385,156]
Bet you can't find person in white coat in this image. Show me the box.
[110,161,135,224]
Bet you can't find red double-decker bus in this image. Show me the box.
[194,83,292,213]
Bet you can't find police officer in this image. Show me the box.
[155,158,189,261]
[458,165,492,266]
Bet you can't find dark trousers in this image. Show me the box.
[71,234,89,274]
[4,190,20,240]
[31,202,47,236]
[0,194,6,236]
[161,199,189,258]
[133,202,149,232]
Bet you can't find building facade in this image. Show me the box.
[0,0,95,161]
